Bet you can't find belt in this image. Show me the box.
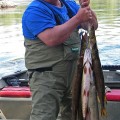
[28,67,52,79]
[28,67,52,72]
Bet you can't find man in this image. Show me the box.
[22,0,98,120]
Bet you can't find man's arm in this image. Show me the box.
[38,6,93,47]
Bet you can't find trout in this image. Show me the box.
[72,33,87,120]
[88,23,107,117]
[81,48,93,120]
[89,85,100,120]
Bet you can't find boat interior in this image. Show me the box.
[0,65,120,120]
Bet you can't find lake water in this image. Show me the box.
[0,0,120,78]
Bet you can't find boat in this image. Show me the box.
[0,65,120,120]
[0,70,31,120]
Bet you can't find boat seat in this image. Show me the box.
[0,87,120,120]
[0,86,120,101]
[0,86,31,98]
[106,89,120,101]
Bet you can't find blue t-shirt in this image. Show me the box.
[22,0,80,40]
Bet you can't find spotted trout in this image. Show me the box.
[81,48,93,120]
[72,33,87,120]
[88,23,107,117]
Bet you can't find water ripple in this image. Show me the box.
[0,0,120,78]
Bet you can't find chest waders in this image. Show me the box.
[24,1,81,120]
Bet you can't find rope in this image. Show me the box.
[0,109,7,120]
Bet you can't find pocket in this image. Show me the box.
[63,40,80,60]
[63,31,81,60]
[63,44,79,60]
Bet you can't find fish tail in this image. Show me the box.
[101,107,107,117]
[97,95,107,103]
[97,95,107,117]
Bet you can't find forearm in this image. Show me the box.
[37,6,92,47]
[38,15,80,46]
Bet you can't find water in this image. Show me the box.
[0,0,31,78]
[91,0,120,65]
[0,0,120,78]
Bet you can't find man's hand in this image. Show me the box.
[78,0,98,30]
[76,6,92,24]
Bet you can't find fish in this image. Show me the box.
[81,48,93,120]
[72,22,107,120]
[72,32,87,120]
[88,23,107,117]
[89,85,100,120]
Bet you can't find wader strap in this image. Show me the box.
[61,0,74,18]
[36,0,60,25]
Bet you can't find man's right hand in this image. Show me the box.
[76,6,92,24]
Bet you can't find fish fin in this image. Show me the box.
[101,108,107,117]
[104,96,107,104]
[97,96,100,103]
